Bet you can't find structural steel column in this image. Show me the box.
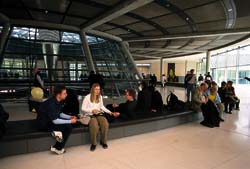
[160,57,163,80]
[80,31,96,72]
[120,41,142,80]
[206,51,211,73]
[0,22,10,66]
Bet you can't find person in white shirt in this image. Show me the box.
[81,83,115,151]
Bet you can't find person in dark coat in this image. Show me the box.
[105,88,137,122]
[62,89,79,117]
[136,81,152,115]
[200,98,220,128]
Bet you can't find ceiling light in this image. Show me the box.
[186,17,189,21]
[228,8,232,12]
[45,10,48,14]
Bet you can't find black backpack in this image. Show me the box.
[0,104,9,138]
[166,93,185,112]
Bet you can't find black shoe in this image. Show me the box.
[90,145,96,151]
[235,108,240,110]
[100,141,108,149]
[220,118,225,122]
[214,124,220,127]
[200,121,214,128]
[225,111,232,114]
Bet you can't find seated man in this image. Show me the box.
[225,81,240,113]
[36,86,77,155]
[191,83,208,112]
[106,88,137,122]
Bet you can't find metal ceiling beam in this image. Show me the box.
[10,19,80,32]
[125,27,250,42]
[129,47,205,53]
[87,29,122,42]
[132,54,161,59]
[80,0,154,31]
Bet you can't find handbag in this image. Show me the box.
[78,114,91,125]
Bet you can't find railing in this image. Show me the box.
[0,68,140,102]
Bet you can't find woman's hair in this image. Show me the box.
[90,83,101,103]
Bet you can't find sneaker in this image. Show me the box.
[100,141,108,149]
[51,131,63,143]
[50,146,65,155]
[90,144,96,151]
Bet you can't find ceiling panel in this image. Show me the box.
[30,11,63,23]
[110,15,139,25]
[23,0,70,13]
[63,16,88,26]
[169,0,215,10]
[185,1,225,23]
[68,1,104,18]
[131,2,170,19]
[151,14,187,28]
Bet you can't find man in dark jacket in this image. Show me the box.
[106,88,137,122]
[37,86,77,154]
[136,81,152,115]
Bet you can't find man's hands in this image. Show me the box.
[70,116,77,124]
[111,112,120,118]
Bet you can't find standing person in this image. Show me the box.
[88,70,97,89]
[81,83,114,151]
[185,69,197,102]
[34,67,45,89]
[36,86,77,154]
[198,74,204,84]
[205,72,213,84]
[152,74,157,87]
[162,74,166,88]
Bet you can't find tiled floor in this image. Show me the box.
[1,100,250,169]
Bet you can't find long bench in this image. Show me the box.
[0,111,202,157]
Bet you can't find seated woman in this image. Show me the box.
[81,83,114,151]
[200,96,220,128]
[205,86,224,122]
[105,88,137,122]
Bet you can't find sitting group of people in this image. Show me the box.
[191,80,240,128]
[36,81,164,154]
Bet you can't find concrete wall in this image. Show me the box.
[135,59,200,81]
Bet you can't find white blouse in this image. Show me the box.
[81,94,111,115]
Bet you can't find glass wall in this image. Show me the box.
[0,26,90,99]
[86,34,139,95]
[0,26,140,97]
[211,44,250,85]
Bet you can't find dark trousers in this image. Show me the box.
[48,124,72,150]
[224,97,240,112]
[201,100,220,127]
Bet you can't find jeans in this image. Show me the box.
[186,84,195,102]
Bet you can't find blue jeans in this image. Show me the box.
[186,84,195,102]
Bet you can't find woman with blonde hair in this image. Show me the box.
[81,83,114,151]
